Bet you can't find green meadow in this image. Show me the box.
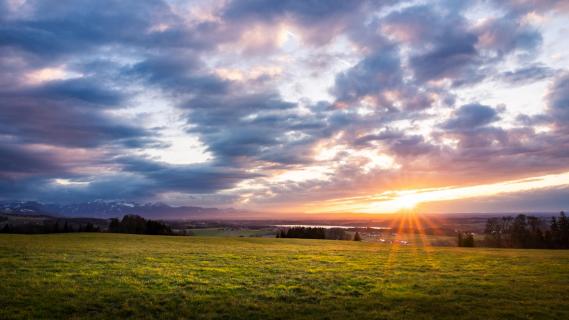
[1,233,568,319]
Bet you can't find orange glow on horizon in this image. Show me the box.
[301,171,569,214]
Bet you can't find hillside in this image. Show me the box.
[1,234,568,319]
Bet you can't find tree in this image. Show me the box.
[550,216,560,248]
[527,216,544,248]
[511,215,529,248]
[120,215,146,234]
[278,227,331,240]
[145,219,172,235]
[85,222,95,232]
[559,211,569,248]
[484,218,502,247]
[1,224,11,233]
[463,233,474,247]
[108,215,172,235]
[325,228,346,240]
[53,221,60,233]
[482,212,569,249]
[458,232,474,247]
[353,232,362,241]
[63,221,70,233]
[109,218,121,233]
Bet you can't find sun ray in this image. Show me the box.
[383,212,408,276]
[409,213,440,270]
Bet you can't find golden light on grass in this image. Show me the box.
[382,212,445,276]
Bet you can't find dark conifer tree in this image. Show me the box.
[550,216,560,248]
[109,218,120,233]
[354,232,362,241]
[53,221,60,233]
[558,211,569,248]
[1,224,10,233]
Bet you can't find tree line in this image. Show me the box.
[108,215,173,235]
[482,211,569,249]
[0,220,100,234]
[276,227,362,241]
[0,214,173,235]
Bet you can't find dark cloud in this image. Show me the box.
[332,47,401,104]
[547,72,569,123]
[442,104,501,131]
[382,4,543,86]
[28,78,124,107]
[126,55,230,95]
[0,143,64,179]
[331,36,442,111]
[0,173,155,203]
[117,156,261,194]
[181,92,325,166]
[0,92,157,148]
[410,33,481,84]
[0,153,263,202]
[381,5,481,85]
[500,65,556,85]
[0,0,183,58]
[223,0,363,22]
[515,113,551,126]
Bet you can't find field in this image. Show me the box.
[186,227,275,237]
[1,234,568,319]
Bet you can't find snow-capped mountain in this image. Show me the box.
[0,200,235,219]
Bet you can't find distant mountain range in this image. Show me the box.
[0,200,240,219]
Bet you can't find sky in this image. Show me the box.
[1,0,569,215]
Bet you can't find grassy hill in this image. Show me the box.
[1,234,568,319]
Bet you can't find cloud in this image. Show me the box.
[418,185,569,213]
[410,33,481,84]
[0,92,158,148]
[474,17,542,56]
[181,91,325,167]
[442,103,501,130]
[0,143,64,179]
[116,156,262,194]
[499,65,556,85]
[222,0,364,22]
[26,77,124,106]
[126,55,230,95]
[0,0,183,58]
[222,0,372,45]
[0,0,568,212]
[547,72,569,124]
[332,46,402,104]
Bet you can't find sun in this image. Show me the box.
[359,194,420,213]
[389,196,420,212]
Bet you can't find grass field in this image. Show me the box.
[1,234,568,319]
[186,227,275,237]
